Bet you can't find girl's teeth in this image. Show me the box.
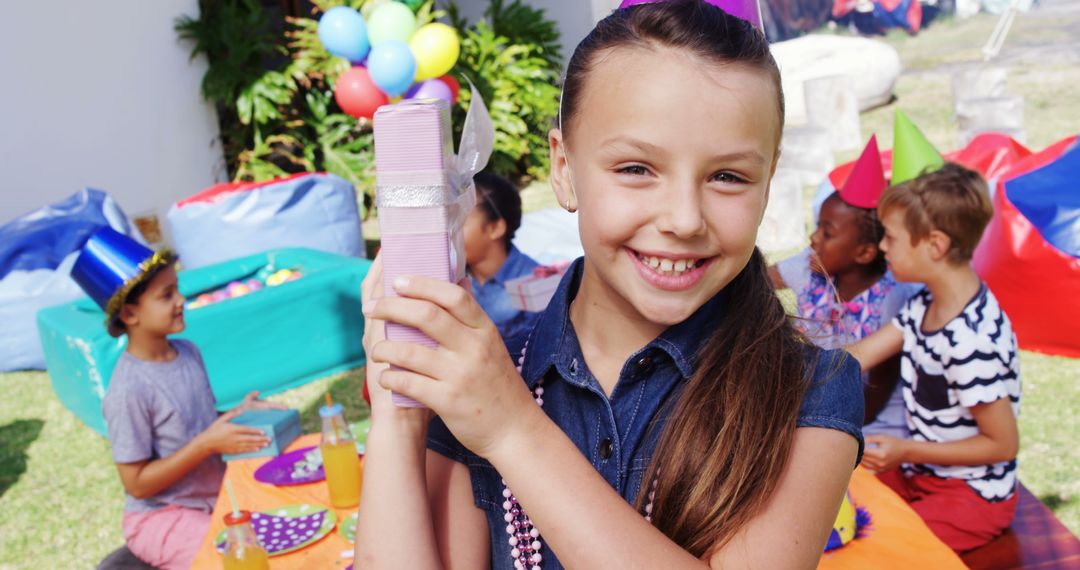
[636,251,699,275]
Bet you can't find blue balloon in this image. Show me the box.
[367,40,417,98]
[318,7,370,63]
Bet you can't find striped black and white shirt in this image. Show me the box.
[891,284,1021,502]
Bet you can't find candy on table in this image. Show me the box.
[291,448,323,480]
[246,278,264,291]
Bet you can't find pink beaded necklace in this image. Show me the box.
[502,345,658,570]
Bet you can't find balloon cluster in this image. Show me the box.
[318,3,461,120]
[186,269,303,310]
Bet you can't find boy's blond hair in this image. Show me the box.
[878,162,993,263]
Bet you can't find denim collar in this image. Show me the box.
[520,257,728,389]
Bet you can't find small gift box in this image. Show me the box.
[506,263,570,312]
[221,408,301,461]
[373,90,493,408]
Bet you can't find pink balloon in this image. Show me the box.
[617,0,762,31]
[404,78,454,103]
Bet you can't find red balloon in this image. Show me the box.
[335,67,389,119]
[438,74,460,104]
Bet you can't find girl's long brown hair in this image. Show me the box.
[560,0,813,556]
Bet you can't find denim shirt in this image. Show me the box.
[470,245,540,333]
[429,258,864,570]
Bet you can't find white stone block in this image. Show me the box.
[758,168,807,254]
[804,74,862,152]
[778,125,834,187]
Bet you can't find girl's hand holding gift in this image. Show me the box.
[360,254,434,440]
[363,273,540,459]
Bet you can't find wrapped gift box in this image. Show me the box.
[374,99,473,407]
[221,408,302,461]
[38,247,370,435]
[506,264,569,312]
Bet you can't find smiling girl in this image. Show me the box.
[356,2,863,568]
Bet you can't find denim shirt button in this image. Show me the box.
[636,355,653,372]
[599,438,613,459]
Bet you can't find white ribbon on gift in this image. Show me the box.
[374,83,494,213]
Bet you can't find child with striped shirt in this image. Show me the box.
[850,163,1021,552]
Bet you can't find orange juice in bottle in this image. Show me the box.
[222,510,269,570]
[320,402,362,508]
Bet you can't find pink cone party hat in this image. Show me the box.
[619,0,764,32]
[838,135,888,209]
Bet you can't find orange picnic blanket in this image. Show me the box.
[195,435,966,569]
[820,467,966,569]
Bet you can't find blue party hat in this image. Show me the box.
[71,227,176,327]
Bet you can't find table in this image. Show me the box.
[193,434,356,569]
[196,437,966,569]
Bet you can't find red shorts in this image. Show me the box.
[877,469,1017,552]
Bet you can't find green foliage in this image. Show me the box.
[453,19,561,181]
[453,0,562,69]
[174,0,277,105]
[446,0,562,182]
[178,0,561,209]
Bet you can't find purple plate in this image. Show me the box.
[254,446,324,486]
[253,445,364,486]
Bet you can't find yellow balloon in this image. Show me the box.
[410,23,460,81]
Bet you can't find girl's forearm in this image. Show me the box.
[486,405,707,570]
[354,413,443,570]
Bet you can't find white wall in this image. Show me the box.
[0,0,223,243]
[453,0,620,64]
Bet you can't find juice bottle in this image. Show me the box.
[221,510,269,570]
[320,402,362,508]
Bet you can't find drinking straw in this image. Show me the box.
[225,480,240,519]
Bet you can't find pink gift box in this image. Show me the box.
[506,264,569,312]
[374,99,472,407]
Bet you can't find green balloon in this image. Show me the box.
[367,2,417,47]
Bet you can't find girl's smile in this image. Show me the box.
[626,247,715,291]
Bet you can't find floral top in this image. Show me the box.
[778,248,920,438]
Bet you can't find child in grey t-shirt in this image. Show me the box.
[72,230,279,570]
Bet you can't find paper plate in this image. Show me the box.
[215,504,336,556]
[339,511,359,544]
[254,446,325,486]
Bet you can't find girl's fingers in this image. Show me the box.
[364,296,474,351]
[377,368,440,409]
[361,254,385,303]
[391,276,490,330]
[369,339,451,381]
